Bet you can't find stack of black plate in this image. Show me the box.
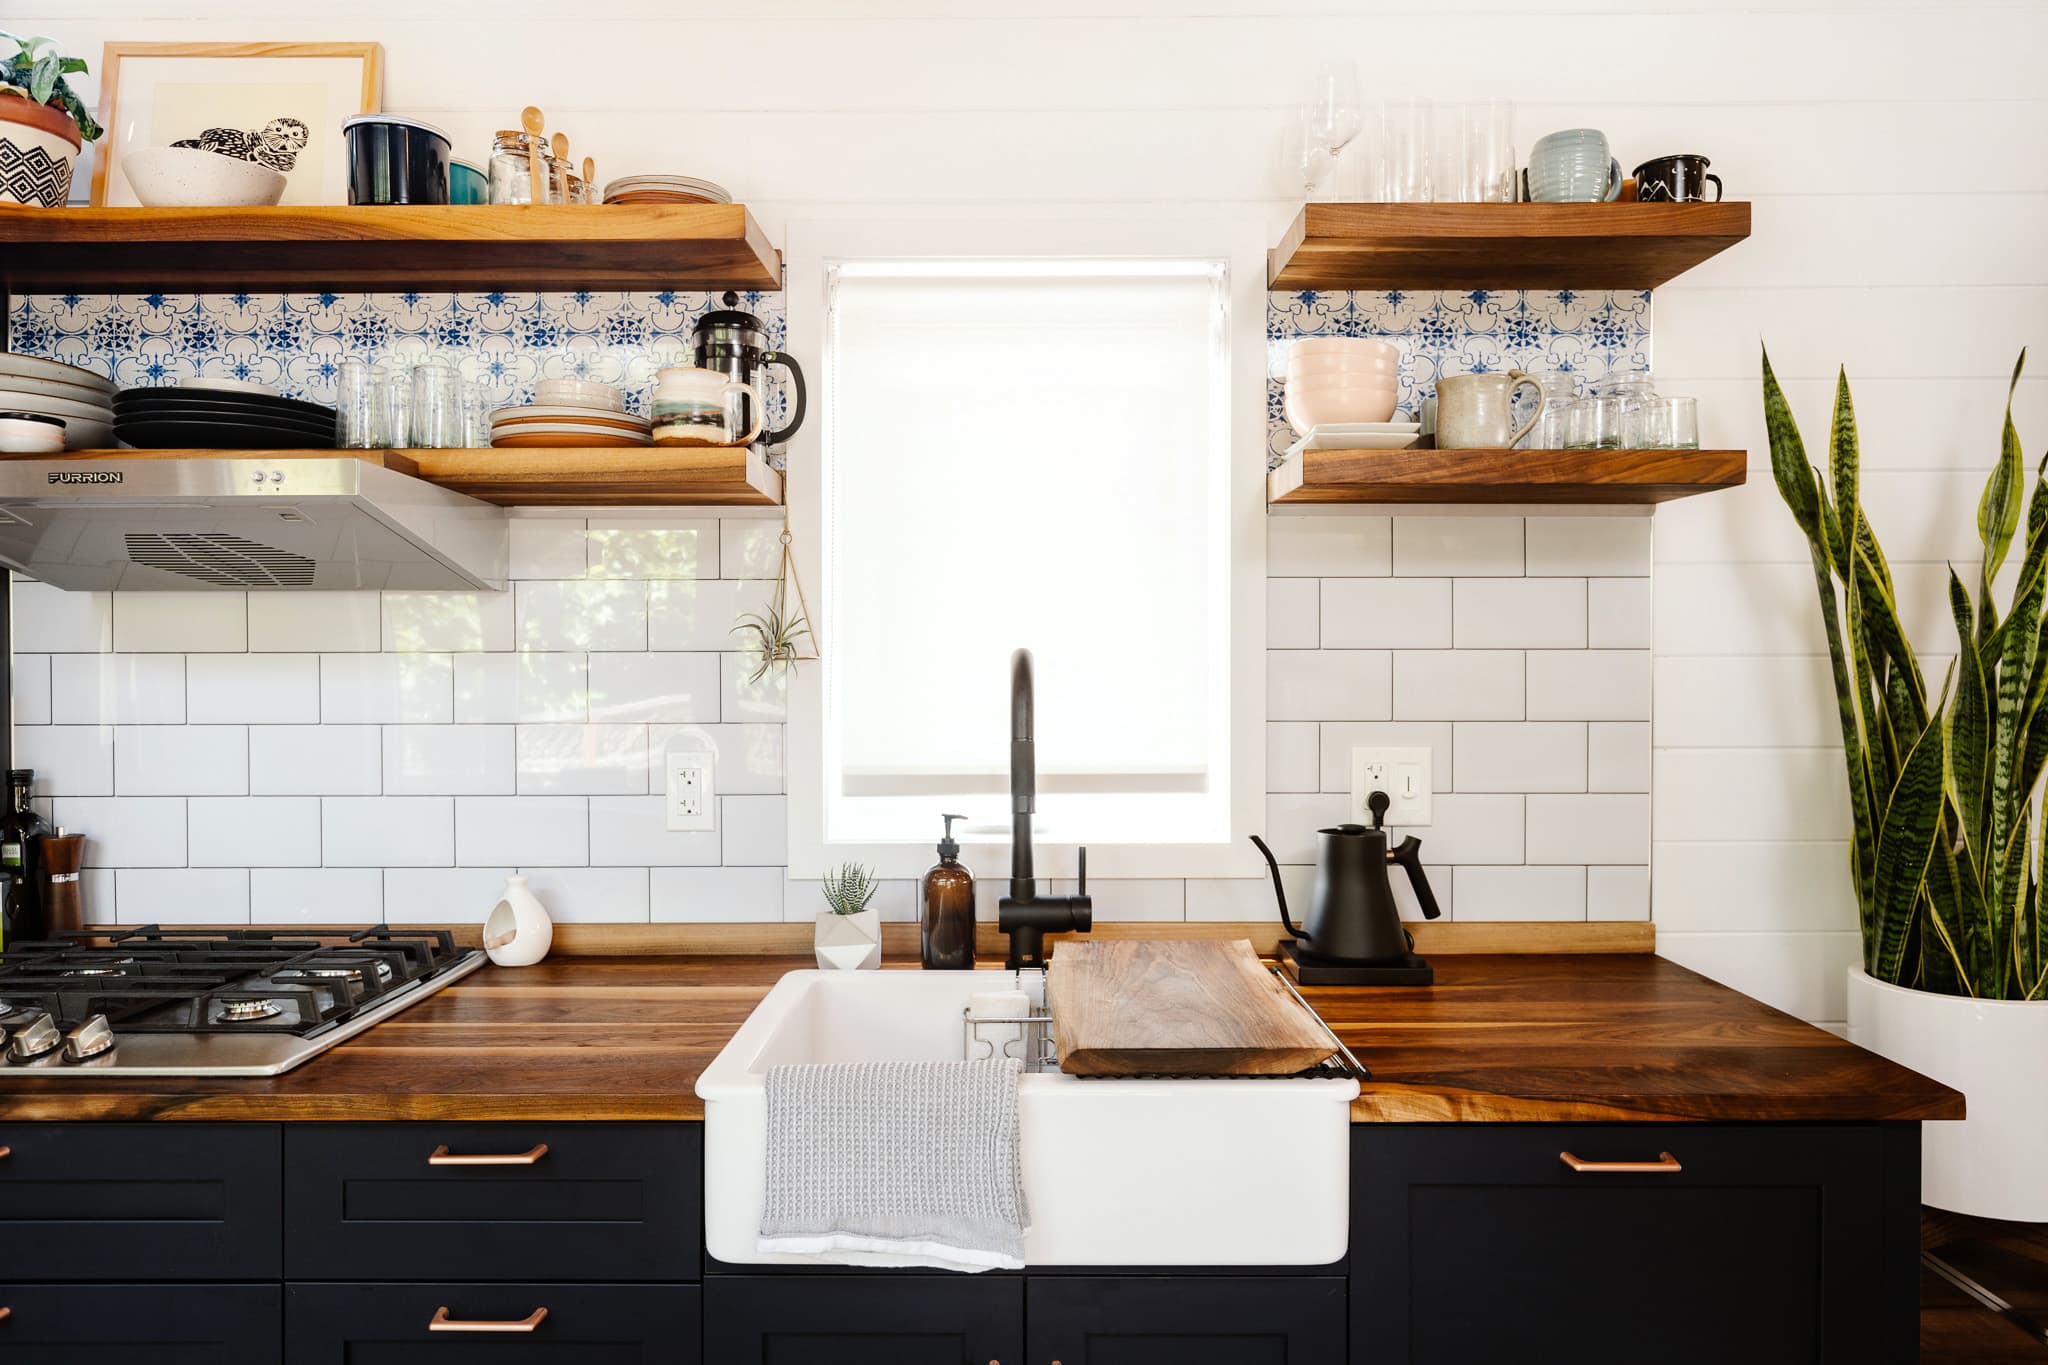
[112,388,337,449]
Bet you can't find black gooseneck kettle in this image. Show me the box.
[1251,790,1440,966]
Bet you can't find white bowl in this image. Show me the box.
[1288,338,1402,361]
[121,146,287,208]
[535,378,627,412]
[0,414,66,454]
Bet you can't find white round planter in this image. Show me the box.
[0,94,82,208]
[1845,966,2048,1220]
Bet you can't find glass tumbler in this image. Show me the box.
[376,364,409,447]
[1564,396,1625,450]
[335,358,379,449]
[1640,396,1700,449]
[409,363,464,449]
[1460,100,1516,203]
[1520,369,1577,449]
[1380,97,1434,203]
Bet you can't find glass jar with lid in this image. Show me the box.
[489,130,559,204]
[1592,370,1657,446]
[1519,368,1578,449]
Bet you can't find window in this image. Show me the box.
[785,219,1266,879]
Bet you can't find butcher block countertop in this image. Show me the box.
[0,952,1962,1124]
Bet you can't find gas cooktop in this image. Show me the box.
[0,926,486,1076]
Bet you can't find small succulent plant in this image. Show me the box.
[0,34,104,143]
[731,603,814,685]
[820,863,879,917]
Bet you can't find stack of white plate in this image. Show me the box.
[600,174,732,205]
[1284,421,1424,458]
[490,404,653,449]
[0,354,116,450]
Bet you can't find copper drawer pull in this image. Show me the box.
[1560,1150,1682,1174]
[0,1145,11,1160]
[428,1306,547,1333]
[0,1306,11,1323]
[427,1143,549,1166]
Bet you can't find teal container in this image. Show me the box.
[450,159,489,205]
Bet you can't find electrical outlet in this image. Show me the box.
[1350,746,1431,826]
[665,749,716,832]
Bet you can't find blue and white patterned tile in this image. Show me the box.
[1265,288,1652,465]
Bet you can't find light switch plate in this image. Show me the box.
[1351,746,1431,826]
[665,749,716,832]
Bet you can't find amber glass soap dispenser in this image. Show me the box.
[920,813,975,969]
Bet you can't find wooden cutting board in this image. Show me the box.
[1046,938,1335,1077]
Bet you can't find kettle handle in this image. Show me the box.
[1249,835,1311,946]
[1387,836,1443,920]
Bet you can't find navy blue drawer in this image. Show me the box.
[0,1123,281,1280]
[0,1283,279,1361]
[286,1282,700,1363]
[284,1123,700,1282]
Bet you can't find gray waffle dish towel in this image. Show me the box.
[758,1057,1028,1272]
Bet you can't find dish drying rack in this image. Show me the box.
[960,967,1371,1081]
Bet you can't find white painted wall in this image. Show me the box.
[13,0,2048,1024]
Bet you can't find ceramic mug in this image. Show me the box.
[651,366,766,447]
[1527,128,1622,203]
[1435,371,1546,449]
[1633,153,1722,203]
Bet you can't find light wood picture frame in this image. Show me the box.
[91,42,383,207]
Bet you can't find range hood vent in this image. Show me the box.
[125,531,317,588]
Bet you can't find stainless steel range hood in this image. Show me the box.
[0,457,507,591]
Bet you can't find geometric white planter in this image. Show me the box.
[1845,966,2048,1220]
[0,94,82,208]
[814,907,881,971]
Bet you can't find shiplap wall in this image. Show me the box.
[16,0,2048,1025]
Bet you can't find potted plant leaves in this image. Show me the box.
[1765,345,2048,1218]
[815,862,882,971]
[0,33,104,207]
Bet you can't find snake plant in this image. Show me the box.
[820,863,879,917]
[1767,344,2045,999]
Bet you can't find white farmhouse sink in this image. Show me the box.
[696,968,1358,1266]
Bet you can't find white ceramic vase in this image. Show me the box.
[0,94,82,208]
[815,907,881,971]
[483,874,554,968]
[1845,967,2048,1219]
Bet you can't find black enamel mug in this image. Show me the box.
[1633,153,1722,203]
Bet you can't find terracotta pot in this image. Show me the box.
[0,91,82,208]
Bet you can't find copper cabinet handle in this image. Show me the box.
[427,1142,549,1166]
[1560,1150,1682,1174]
[0,1305,11,1322]
[0,1145,11,1160]
[428,1306,547,1333]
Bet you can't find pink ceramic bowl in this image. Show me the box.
[1288,337,1402,362]
[1287,354,1401,380]
[1284,384,1398,435]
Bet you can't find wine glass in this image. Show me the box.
[1303,64,1364,157]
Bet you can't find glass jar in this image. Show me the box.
[489,130,556,204]
[1519,369,1577,449]
[1593,371,1656,447]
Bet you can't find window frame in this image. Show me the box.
[782,214,1269,882]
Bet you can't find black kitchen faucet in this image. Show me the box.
[996,648,1092,971]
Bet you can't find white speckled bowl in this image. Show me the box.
[0,413,66,454]
[121,146,286,207]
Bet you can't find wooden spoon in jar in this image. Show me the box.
[521,105,545,203]
[584,156,597,207]
[551,133,570,200]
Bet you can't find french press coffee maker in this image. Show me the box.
[692,293,807,446]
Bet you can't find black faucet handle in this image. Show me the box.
[1076,846,1086,896]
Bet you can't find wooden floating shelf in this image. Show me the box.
[1268,202,1751,290]
[1268,446,1746,505]
[52,446,783,507]
[0,203,781,294]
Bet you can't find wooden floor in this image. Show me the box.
[1924,1209,2048,1361]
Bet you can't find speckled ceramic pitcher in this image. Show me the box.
[1434,371,1546,450]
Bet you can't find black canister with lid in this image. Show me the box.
[342,115,453,205]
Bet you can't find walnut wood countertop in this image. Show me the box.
[0,953,1962,1124]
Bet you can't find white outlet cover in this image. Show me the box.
[666,748,716,832]
[1350,746,1431,826]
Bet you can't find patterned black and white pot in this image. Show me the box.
[0,92,83,208]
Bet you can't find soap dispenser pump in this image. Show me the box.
[920,813,976,970]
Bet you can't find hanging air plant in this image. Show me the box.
[731,518,819,685]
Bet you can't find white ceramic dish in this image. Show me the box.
[1285,425,1423,456]
[533,379,628,412]
[493,402,646,427]
[0,354,115,397]
[181,376,281,397]
[121,146,287,208]
[0,370,117,406]
[0,414,66,454]
[489,421,653,441]
[0,387,114,424]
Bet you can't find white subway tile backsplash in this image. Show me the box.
[455,795,587,866]
[1452,865,1585,921]
[12,579,111,652]
[1525,651,1651,721]
[1453,579,1586,649]
[249,726,380,796]
[1267,650,1391,721]
[116,726,247,795]
[56,797,186,868]
[587,519,718,580]
[113,593,245,653]
[113,868,249,924]
[16,726,114,795]
[509,519,589,580]
[13,654,50,725]
[250,592,380,652]
[52,654,185,725]
[721,519,784,580]
[185,654,320,724]
[1653,841,1854,933]
[516,723,650,794]
[1317,721,1453,793]
[1266,722,1320,792]
[649,723,785,795]
[1587,865,1651,921]
[189,797,320,867]
[1657,931,1863,1024]
[652,865,785,922]
[518,866,651,922]
[381,591,515,652]
[1061,878,1184,922]
[324,796,454,867]
[1587,578,1652,648]
[251,867,383,922]
[1321,579,1452,648]
[1262,792,1352,863]
[1392,518,1521,577]
[588,794,722,866]
[1268,516,1390,577]
[1654,748,1849,842]
[385,725,516,796]
[1526,795,1649,865]
[321,654,454,724]
[1653,655,1835,748]
[1266,578,1318,648]
[1525,517,1652,577]
[589,652,722,723]
[383,867,513,923]
[1452,723,1585,793]
[1392,651,1522,720]
[723,650,790,722]
[1392,793,1524,865]
[516,580,648,651]
[1587,722,1651,792]
[454,651,588,724]
[647,579,775,651]
[722,795,788,865]
[1188,868,1309,922]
